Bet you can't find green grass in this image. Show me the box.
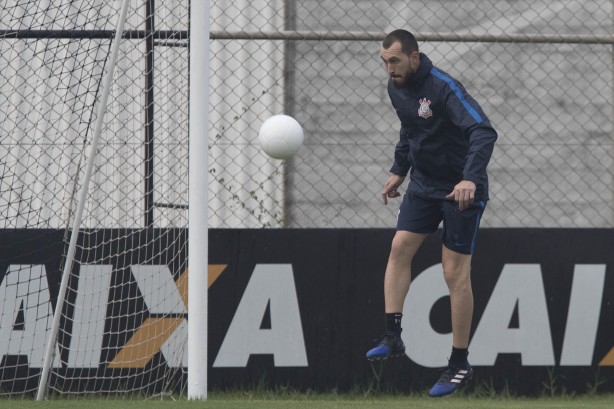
[2,394,614,409]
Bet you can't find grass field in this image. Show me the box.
[2,394,613,409]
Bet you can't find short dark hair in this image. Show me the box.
[382,29,419,55]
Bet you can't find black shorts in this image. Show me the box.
[396,192,486,254]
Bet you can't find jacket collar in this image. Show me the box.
[404,52,432,89]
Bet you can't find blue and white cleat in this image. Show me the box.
[366,331,405,360]
[428,363,473,397]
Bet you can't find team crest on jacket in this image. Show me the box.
[418,98,432,119]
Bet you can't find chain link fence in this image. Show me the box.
[2,1,608,229]
[209,0,614,228]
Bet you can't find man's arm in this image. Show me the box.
[389,127,412,177]
[441,78,497,209]
[442,82,498,186]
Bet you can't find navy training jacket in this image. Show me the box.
[388,53,498,200]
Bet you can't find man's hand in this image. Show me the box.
[382,174,405,205]
[445,180,476,211]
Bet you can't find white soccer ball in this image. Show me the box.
[258,114,304,160]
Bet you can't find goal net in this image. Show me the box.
[0,0,192,397]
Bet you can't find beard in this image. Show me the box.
[391,76,404,88]
[390,67,418,88]
[390,77,407,88]
[391,70,413,88]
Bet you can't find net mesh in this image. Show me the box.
[0,0,189,396]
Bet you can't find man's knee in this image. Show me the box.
[390,231,426,259]
[442,250,472,289]
[443,269,472,293]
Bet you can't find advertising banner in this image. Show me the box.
[0,228,612,395]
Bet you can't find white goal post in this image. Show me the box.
[187,0,210,401]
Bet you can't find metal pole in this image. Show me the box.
[188,0,209,400]
[144,0,155,227]
[282,0,296,227]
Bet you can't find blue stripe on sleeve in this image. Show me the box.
[431,67,483,123]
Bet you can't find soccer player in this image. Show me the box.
[366,29,498,398]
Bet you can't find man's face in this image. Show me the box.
[380,41,419,87]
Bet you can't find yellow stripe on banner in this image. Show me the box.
[208,264,227,288]
[598,346,614,366]
[175,264,227,310]
[108,317,183,368]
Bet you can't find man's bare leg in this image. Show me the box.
[384,231,428,312]
[441,245,473,349]
[366,230,427,360]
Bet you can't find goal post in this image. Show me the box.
[187,0,210,401]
